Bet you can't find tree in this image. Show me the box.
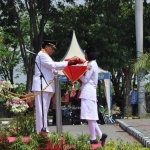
[0,28,21,84]
[0,0,61,91]
[48,0,146,114]
[0,0,150,117]
[82,0,138,114]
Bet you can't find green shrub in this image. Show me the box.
[0,131,149,150]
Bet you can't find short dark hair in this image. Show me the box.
[85,46,97,61]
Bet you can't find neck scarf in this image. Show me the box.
[41,49,49,55]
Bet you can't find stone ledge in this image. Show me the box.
[116,119,150,148]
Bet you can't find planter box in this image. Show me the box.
[7,136,30,143]
[92,142,102,149]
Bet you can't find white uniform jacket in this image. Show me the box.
[32,51,68,92]
[79,60,98,101]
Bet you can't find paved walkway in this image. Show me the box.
[116,118,150,148]
[49,123,137,146]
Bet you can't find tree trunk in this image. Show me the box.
[24,0,49,91]
[123,69,133,117]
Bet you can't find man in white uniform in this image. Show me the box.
[79,46,107,146]
[32,40,75,134]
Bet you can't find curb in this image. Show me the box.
[116,119,150,148]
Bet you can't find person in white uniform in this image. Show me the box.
[32,40,76,134]
[79,46,107,146]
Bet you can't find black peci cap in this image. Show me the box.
[42,40,58,49]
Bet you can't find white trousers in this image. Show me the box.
[34,91,52,134]
[87,120,102,140]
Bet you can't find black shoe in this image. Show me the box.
[100,133,108,147]
[89,139,98,144]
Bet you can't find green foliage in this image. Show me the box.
[27,134,39,149]
[8,136,29,150]
[133,53,150,73]
[0,97,5,102]
[145,82,150,92]
[49,132,60,144]
[103,138,150,150]
[37,133,50,149]
[13,83,26,94]
[0,24,22,83]
[0,132,149,150]
[7,113,36,136]
[62,132,76,145]
[76,133,90,143]
[75,142,92,150]
[133,53,150,92]
[75,133,93,150]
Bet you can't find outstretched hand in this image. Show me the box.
[68,60,77,66]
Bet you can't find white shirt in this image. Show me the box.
[79,60,98,101]
[32,50,68,92]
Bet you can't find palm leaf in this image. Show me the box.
[133,53,150,73]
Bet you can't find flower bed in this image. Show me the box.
[0,132,149,150]
[0,132,102,150]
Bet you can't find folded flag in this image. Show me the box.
[63,66,87,83]
[65,57,86,64]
